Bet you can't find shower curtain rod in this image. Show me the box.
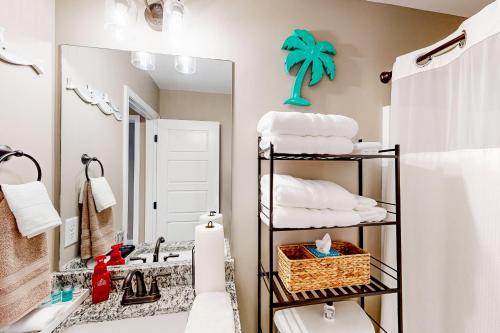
[380,31,466,84]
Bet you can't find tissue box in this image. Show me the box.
[277,241,370,293]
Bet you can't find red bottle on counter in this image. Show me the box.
[92,255,111,304]
[107,243,125,266]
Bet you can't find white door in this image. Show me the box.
[156,119,220,241]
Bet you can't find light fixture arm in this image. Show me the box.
[0,27,44,75]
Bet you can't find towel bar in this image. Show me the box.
[0,145,43,190]
[81,154,104,181]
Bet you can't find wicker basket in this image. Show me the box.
[277,241,370,293]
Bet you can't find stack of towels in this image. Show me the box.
[260,175,386,229]
[257,111,358,155]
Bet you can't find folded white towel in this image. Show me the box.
[89,177,116,212]
[0,181,62,238]
[357,207,387,222]
[353,142,382,154]
[355,195,377,209]
[260,135,354,155]
[261,206,362,229]
[185,292,235,333]
[257,111,359,138]
[261,175,357,211]
[4,303,68,333]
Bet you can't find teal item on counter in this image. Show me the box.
[62,286,74,302]
[281,29,337,106]
[307,245,341,258]
[51,289,62,304]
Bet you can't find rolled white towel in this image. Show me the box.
[353,142,382,154]
[257,111,358,139]
[260,135,354,155]
[261,174,357,211]
[357,207,387,222]
[1,181,62,238]
[261,205,362,229]
[89,177,116,212]
[185,292,235,333]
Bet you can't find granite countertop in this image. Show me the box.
[54,282,241,333]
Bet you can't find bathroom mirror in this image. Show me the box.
[59,45,233,271]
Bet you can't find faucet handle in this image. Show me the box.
[149,273,171,297]
[163,253,180,262]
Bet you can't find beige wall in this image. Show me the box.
[59,45,159,267]
[0,0,56,270]
[159,90,233,237]
[51,0,464,331]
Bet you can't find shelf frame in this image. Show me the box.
[257,137,403,333]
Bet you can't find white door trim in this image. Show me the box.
[128,115,141,244]
[122,86,159,242]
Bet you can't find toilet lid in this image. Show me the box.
[274,301,375,333]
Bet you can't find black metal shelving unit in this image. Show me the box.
[257,138,403,333]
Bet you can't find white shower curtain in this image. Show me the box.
[381,1,500,332]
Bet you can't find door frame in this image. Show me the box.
[122,86,159,243]
[128,115,141,244]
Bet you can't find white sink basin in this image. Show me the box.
[63,312,189,333]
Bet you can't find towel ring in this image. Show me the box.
[0,145,43,189]
[81,154,104,181]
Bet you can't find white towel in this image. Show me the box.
[0,181,62,238]
[353,141,382,154]
[357,207,387,222]
[89,177,116,212]
[355,195,378,210]
[260,135,354,155]
[257,111,358,138]
[261,175,357,211]
[185,292,235,333]
[4,303,68,333]
[261,205,362,229]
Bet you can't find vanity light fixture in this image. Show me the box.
[163,0,185,33]
[104,0,138,39]
[174,55,196,75]
[144,0,186,33]
[131,51,156,71]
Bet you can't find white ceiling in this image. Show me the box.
[147,54,232,94]
[368,0,494,17]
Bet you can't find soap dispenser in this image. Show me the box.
[92,255,111,304]
[107,243,125,266]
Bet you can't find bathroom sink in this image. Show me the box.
[63,312,188,333]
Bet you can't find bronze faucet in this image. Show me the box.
[153,236,165,262]
[120,269,169,306]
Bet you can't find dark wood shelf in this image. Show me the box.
[259,216,398,231]
[258,151,397,161]
[260,270,399,310]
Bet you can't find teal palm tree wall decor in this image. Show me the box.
[282,29,337,106]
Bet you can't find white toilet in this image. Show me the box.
[274,301,375,333]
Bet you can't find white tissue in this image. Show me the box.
[315,234,332,254]
[194,222,226,295]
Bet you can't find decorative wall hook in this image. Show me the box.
[281,29,337,107]
[66,77,122,121]
[0,27,44,75]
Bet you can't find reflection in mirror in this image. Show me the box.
[59,45,232,271]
